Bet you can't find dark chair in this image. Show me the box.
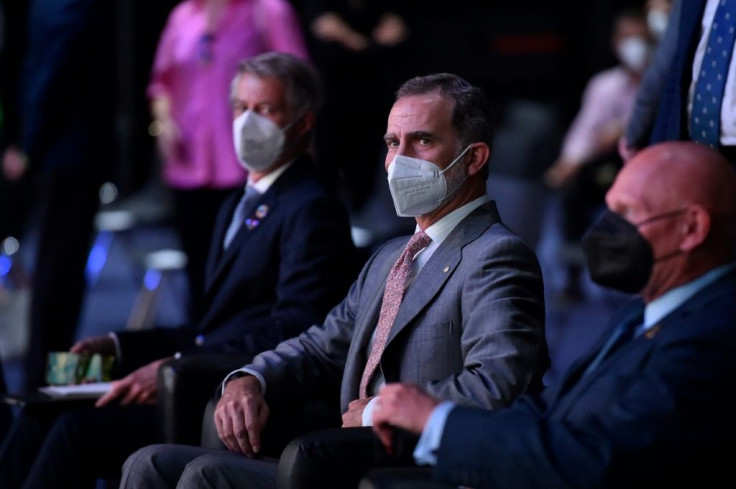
[276,427,420,489]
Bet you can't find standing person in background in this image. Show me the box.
[148,0,308,318]
[621,0,735,164]
[16,0,117,393]
[304,0,411,230]
[544,8,652,302]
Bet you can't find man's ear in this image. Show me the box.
[680,204,711,251]
[298,110,316,136]
[465,142,490,176]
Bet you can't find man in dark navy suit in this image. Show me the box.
[0,52,358,489]
[367,141,736,489]
[622,0,736,164]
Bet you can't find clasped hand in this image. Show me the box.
[371,383,440,454]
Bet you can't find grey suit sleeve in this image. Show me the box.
[421,231,547,410]
[241,249,381,404]
[624,0,683,148]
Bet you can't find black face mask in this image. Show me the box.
[581,210,654,294]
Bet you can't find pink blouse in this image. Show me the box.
[148,0,309,189]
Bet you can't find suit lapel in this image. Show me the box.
[204,191,241,292]
[385,203,499,345]
[202,157,309,298]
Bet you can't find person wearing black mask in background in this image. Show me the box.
[367,141,736,489]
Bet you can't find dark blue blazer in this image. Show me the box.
[435,268,736,489]
[115,155,358,372]
[650,0,708,143]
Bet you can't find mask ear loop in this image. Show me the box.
[278,108,309,156]
[437,144,473,204]
[439,144,473,175]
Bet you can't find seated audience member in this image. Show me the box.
[0,52,358,489]
[367,141,736,489]
[119,72,549,489]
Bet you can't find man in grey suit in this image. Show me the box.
[120,73,549,489]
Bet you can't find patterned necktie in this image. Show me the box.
[223,185,260,249]
[359,231,432,398]
[689,0,736,147]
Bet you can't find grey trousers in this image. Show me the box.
[120,444,280,489]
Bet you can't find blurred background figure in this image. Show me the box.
[147,0,308,319]
[303,0,414,246]
[0,0,18,439]
[622,0,735,165]
[543,7,653,303]
[645,0,673,41]
[12,0,117,393]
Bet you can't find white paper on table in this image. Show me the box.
[38,382,112,400]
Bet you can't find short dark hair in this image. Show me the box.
[230,52,322,113]
[395,73,494,156]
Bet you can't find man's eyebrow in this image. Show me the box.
[407,130,434,140]
[383,133,396,141]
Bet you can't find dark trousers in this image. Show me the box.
[0,403,157,489]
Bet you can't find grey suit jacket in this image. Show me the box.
[247,201,548,413]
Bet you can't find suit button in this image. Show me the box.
[195,334,205,346]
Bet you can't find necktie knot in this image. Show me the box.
[402,230,432,264]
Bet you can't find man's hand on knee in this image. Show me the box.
[215,375,269,457]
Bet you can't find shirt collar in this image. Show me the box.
[644,262,736,328]
[247,160,293,194]
[416,195,490,246]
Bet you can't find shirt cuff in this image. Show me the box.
[221,367,266,396]
[107,332,122,362]
[362,396,379,426]
[413,401,456,466]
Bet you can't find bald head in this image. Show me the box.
[605,141,736,298]
[622,142,736,216]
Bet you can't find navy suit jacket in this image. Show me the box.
[115,155,358,372]
[649,0,708,143]
[435,268,736,489]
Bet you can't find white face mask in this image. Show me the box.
[232,110,298,173]
[387,145,471,217]
[647,9,668,41]
[616,36,651,73]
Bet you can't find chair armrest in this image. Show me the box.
[277,427,418,489]
[156,354,249,445]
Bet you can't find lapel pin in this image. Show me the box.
[255,204,269,219]
[245,218,260,230]
[443,266,450,273]
[644,324,662,339]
